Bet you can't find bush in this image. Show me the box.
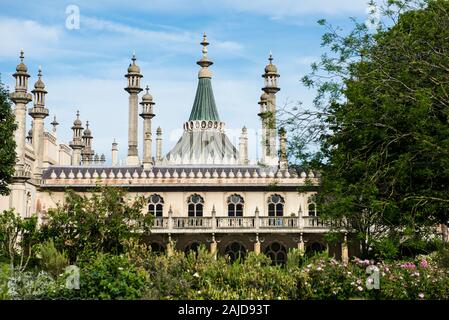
[36,239,69,278]
[7,269,55,300]
[51,253,148,300]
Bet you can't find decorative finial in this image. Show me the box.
[197,33,213,77]
[51,115,59,132]
[269,51,273,64]
[76,110,80,118]
[86,120,89,128]
[132,51,136,64]
[38,66,42,78]
[145,85,149,93]
[20,49,24,62]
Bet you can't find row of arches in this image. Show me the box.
[148,194,319,217]
[148,241,326,265]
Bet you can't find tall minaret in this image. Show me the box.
[81,121,94,165]
[124,53,143,165]
[10,50,32,172]
[239,127,249,165]
[69,111,85,165]
[29,67,49,178]
[259,52,280,166]
[278,127,288,170]
[111,139,118,166]
[156,127,163,164]
[140,85,155,169]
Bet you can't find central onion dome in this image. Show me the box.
[164,33,239,165]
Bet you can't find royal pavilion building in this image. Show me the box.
[0,34,357,264]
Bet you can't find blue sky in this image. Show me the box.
[0,0,374,164]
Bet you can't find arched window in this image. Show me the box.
[306,242,326,256]
[308,200,318,217]
[187,194,204,217]
[264,242,287,265]
[224,242,247,262]
[148,194,164,217]
[227,194,244,217]
[150,242,165,255]
[268,194,284,217]
[184,242,201,255]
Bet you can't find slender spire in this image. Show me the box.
[189,33,220,121]
[197,32,213,78]
[51,115,59,133]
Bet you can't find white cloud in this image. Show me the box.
[81,0,369,17]
[0,17,60,59]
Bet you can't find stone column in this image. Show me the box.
[156,127,162,163]
[9,182,27,217]
[297,233,305,254]
[210,233,217,259]
[342,233,349,264]
[111,140,118,166]
[127,92,139,165]
[238,127,248,165]
[166,234,174,257]
[253,233,261,254]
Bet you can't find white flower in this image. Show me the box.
[357,286,364,292]
[118,267,124,271]
[418,293,424,299]
[193,272,200,278]
[316,267,322,271]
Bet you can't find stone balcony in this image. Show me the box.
[149,215,336,234]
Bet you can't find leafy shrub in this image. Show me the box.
[7,269,55,300]
[0,264,10,300]
[51,253,148,300]
[36,239,69,278]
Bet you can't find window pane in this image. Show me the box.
[236,204,243,217]
[156,204,163,217]
[276,204,284,217]
[196,204,203,217]
[188,204,195,217]
[268,203,275,216]
[148,204,155,215]
[228,203,235,217]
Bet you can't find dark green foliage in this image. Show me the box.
[0,209,38,271]
[39,186,152,263]
[36,239,69,278]
[0,81,17,195]
[284,0,449,257]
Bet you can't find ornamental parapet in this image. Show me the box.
[183,120,225,133]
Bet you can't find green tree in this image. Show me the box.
[284,0,449,257]
[0,209,38,271]
[39,186,153,263]
[0,81,17,196]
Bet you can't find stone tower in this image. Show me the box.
[140,85,155,169]
[259,53,280,166]
[29,67,49,178]
[69,111,85,165]
[125,53,143,165]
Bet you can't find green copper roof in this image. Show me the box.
[189,77,220,121]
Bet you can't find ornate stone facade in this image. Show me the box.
[0,35,355,263]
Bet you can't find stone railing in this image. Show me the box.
[148,215,333,234]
